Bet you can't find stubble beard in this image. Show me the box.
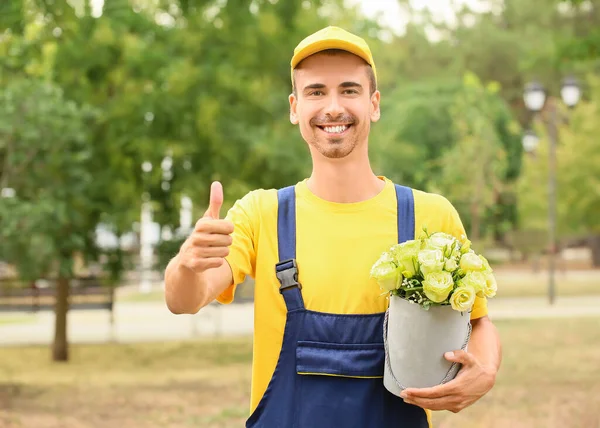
[310,134,357,159]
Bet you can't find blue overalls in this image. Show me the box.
[246,184,429,428]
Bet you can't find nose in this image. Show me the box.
[323,93,344,119]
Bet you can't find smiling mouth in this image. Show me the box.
[317,124,352,135]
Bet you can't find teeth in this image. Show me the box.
[323,125,348,134]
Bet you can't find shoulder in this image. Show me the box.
[227,188,279,219]
[409,188,466,239]
[411,188,457,214]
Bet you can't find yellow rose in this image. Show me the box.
[444,258,459,272]
[450,285,476,312]
[458,271,487,296]
[390,240,421,277]
[425,232,457,255]
[460,238,472,254]
[418,249,445,276]
[422,271,454,303]
[483,272,498,298]
[459,252,484,272]
[370,253,400,292]
[479,255,493,273]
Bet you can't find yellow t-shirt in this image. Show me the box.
[219,176,488,417]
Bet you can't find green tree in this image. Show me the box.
[431,73,511,242]
[0,79,105,361]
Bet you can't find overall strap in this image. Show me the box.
[394,184,415,243]
[275,185,305,311]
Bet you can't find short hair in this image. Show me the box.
[292,49,377,96]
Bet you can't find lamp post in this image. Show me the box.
[521,129,539,154]
[523,77,581,305]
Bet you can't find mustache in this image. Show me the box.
[310,114,356,126]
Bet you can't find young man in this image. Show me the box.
[165,26,501,428]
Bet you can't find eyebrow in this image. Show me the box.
[303,83,326,93]
[302,81,363,93]
[340,81,362,89]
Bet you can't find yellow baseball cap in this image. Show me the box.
[290,26,377,83]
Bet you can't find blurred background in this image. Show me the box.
[0,0,599,427]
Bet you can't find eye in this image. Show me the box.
[310,90,324,96]
[343,89,359,95]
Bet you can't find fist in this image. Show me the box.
[179,181,234,274]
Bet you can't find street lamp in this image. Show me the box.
[522,130,539,154]
[560,76,582,108]
[522,77,581,305]
[523,81,546,112]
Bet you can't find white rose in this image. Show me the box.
[457,271,487,296]
[459,252,484,272]
[425,232,457,255]
[444,258,459,272]
[418,249,445,276]
[390,240,421,277]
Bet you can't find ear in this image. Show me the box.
[289,93,299,125]
[370,90,381,122]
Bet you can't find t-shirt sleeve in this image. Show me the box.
[215,192,258,305]
[440,196,489,320]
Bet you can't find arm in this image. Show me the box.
[164,181,235,314]
[468,315,502,377]
[164,254,233,314]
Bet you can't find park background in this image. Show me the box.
[0,0,599,427]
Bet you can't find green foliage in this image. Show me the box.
[0,79,99,279]
[559,78,600,233]
[0,0,598,267]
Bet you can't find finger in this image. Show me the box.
[192,246,230,258]
[189,257,224,271]
[403,396,458,412]
[195,219,234,235]
[445,350,476,366]
[191,233,233,248]
[401,382,455,400]
[204,181,223,219]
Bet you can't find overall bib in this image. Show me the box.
[246,184,430,428]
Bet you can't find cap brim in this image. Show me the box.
[291,38,373,69]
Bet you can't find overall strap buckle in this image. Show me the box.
[275,259,302,293]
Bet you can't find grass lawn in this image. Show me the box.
[1,317,599,428]
[0,314,37,326]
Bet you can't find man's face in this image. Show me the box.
[289,52,381,159]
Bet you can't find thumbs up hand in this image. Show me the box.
[179,181,234,274]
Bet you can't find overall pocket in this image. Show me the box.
[296,341,385,378]
[295,341,389,428]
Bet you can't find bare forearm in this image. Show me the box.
[469,316,502,376]
[164,255,208,314]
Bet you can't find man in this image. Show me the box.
[165,26,501,427]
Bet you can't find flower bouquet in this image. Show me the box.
[370,229,497,396]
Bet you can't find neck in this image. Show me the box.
[306,146,384,203]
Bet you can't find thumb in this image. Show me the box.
[444,349,474,366]
[204,181,223,219]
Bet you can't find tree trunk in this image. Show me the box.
[52,276,69,362]
[589,235,600,268]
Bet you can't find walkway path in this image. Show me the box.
[1,295,600,347]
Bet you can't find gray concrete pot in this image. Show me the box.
[383,295,472,396]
